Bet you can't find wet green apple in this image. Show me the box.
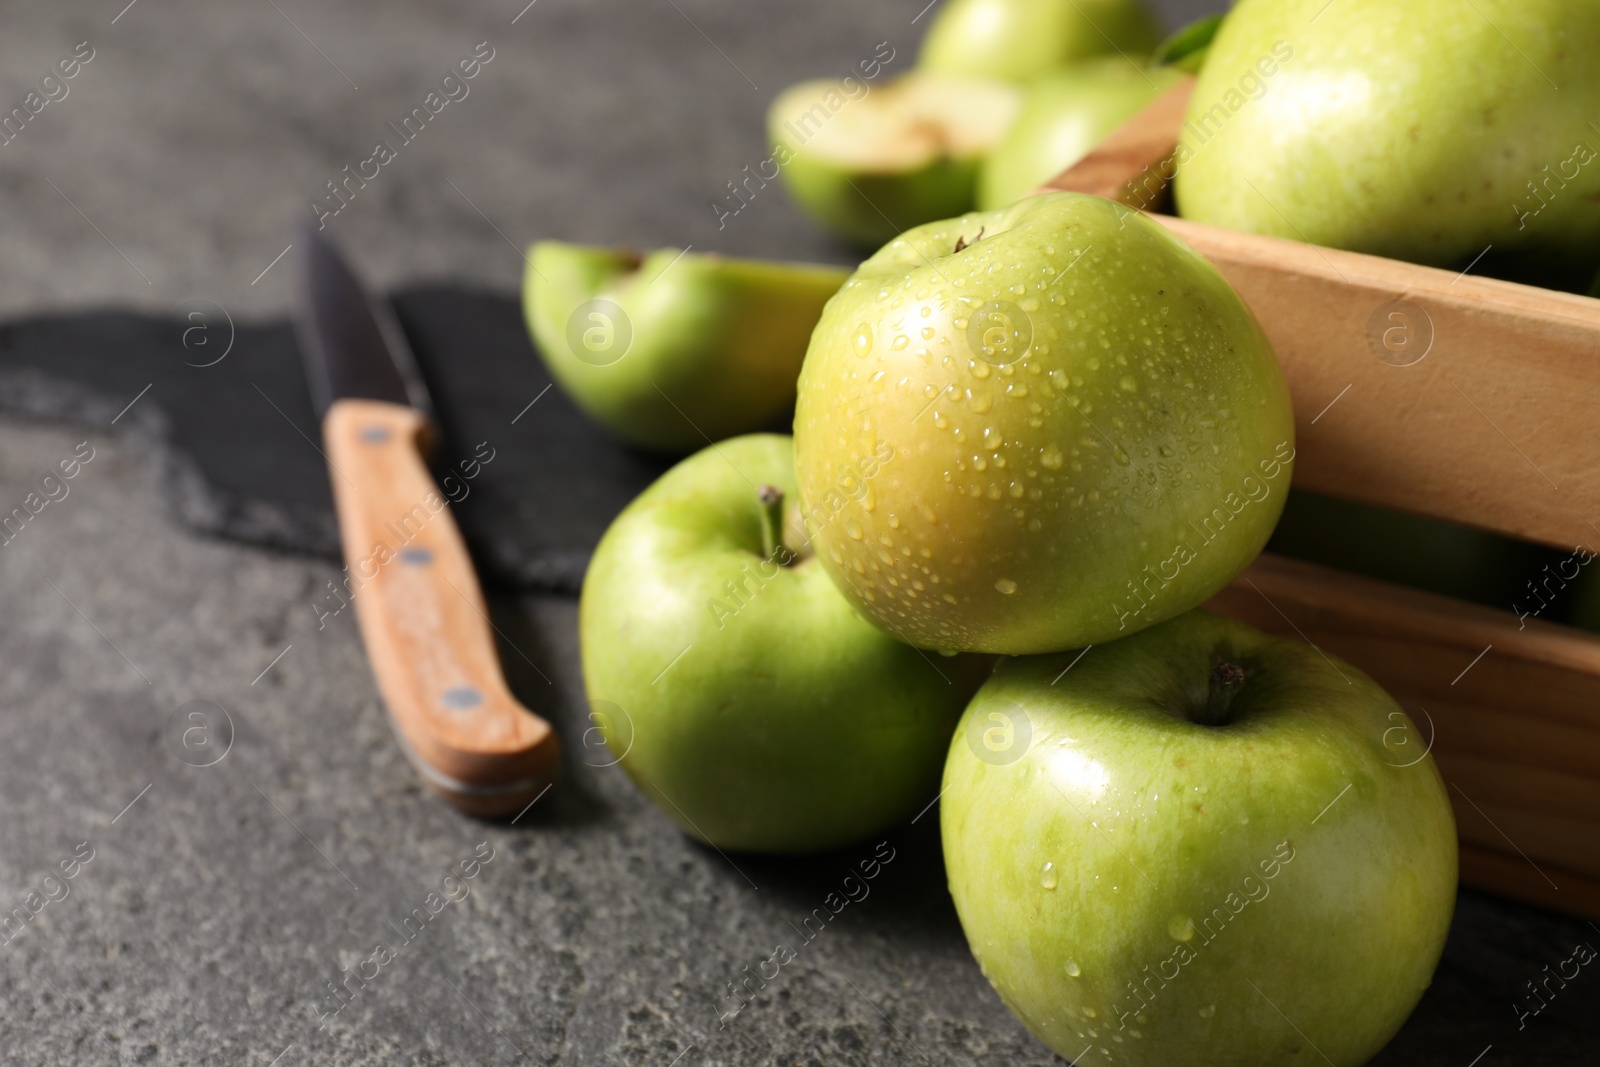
[942,610,1457,1065]
[1174,0,1600,269]
[919,0,1162,83]
[793,192,1294,655]
[525,243,847,453]
[979,59,1183,210]
[580,433,989,853]
[769,73,1020,248]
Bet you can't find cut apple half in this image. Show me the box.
[773,74,1021,171]
[769,73,1021,247]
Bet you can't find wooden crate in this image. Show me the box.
[1048,77,1600,920]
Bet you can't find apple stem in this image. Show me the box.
[952,226,986,255]
[1200,661,1247,726]
[758,484,789,563]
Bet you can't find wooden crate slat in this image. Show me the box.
[1455,802,1600,883]
[1460,843,1600,918]
[1424,705,1600,781]
[1161,215,1600,553]
[1443,752,1600,827]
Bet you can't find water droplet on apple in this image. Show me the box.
[1040,862,1057,889]
[1064,959,1081,977]
[853,324,873,358]
[1040,444,1064,470]
[891,334,910,351]
[995,578,1018,595]
[1168,915,1196,942]
[1083,1006,1098,1019]
[844,520,863,541]
[1199,1004,1216,1018]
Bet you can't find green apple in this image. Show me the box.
[525,243,848,453]
[580,433,989,853]
[942,610,1457,1065]
[770,73,1021,248]
[919,0,1162,83]
[1149,13,1226,75]
[793,191,1295,655]
[978,59,1184,210]
[1173,0,1600,269]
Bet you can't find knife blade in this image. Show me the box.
[294,225,561,818]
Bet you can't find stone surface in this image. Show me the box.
[0,2,1595,1065]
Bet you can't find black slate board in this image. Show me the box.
[0,286,671,593]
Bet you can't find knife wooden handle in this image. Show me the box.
[322,397,560,818]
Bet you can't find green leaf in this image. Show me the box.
[1152,13,1226,75]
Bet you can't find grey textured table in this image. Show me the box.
[0,2,1593,1065]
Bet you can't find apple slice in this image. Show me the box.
[770,73,1021,247]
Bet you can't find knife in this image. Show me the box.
[293,226,561,818]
